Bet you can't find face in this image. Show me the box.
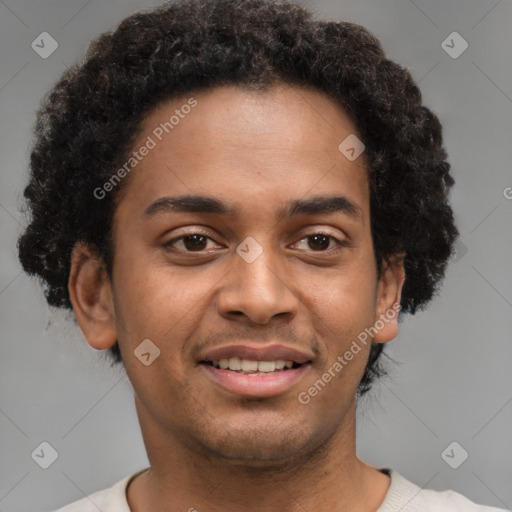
[71,84,404,465]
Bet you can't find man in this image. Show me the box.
[17,0,507,510]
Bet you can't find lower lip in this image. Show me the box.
[200,363,310,398]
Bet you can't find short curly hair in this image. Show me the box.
[17,0,458,396]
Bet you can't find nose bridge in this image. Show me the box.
[238,241,282,291]
[218,236,297,323]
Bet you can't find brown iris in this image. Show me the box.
[307,234,330,251]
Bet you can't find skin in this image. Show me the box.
[68,83,405,512]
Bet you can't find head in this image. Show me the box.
[18,0,458,462]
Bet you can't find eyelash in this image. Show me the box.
[163,230,347,254]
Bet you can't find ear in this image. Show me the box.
[373,252,406,344]
[68,241,117,350]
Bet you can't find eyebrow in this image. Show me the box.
[143,194,363,221]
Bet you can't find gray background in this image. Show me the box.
[1,0,511,510]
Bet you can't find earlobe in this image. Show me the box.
[68,242,118,350]
[373,253,406,344]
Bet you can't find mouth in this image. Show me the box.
[199,350,313,397]
[201,357,305,375]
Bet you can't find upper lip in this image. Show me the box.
[199,343,314,364]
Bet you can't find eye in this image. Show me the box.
[293,232,346,252]
[163,230,346,254]
[164,233,221,252]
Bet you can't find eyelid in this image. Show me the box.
[165,226,219,241]
[292,224,348,243]
[296,227,345,239]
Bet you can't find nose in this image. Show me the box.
[216,242,299,325]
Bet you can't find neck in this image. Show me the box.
[127,396,390,512]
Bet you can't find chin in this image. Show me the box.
[193,420,327,469]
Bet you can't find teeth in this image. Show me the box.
[212,358,294,372]
[241,359,258,371]
[257,361,275,372]
[228,357,242,370]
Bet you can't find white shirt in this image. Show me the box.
[53,467,510,511]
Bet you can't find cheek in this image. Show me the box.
[296,257,377,363]
[112,256,215,347]
[112,263,208,401]
[303,260,377,323]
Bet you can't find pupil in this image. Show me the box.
[184,234,207,251]
[309,234,329,251]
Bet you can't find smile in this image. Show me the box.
[200,358,312,397]
[205,357,299,373]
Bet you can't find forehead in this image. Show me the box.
[114,83,369,224]
[140,83,362,150]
